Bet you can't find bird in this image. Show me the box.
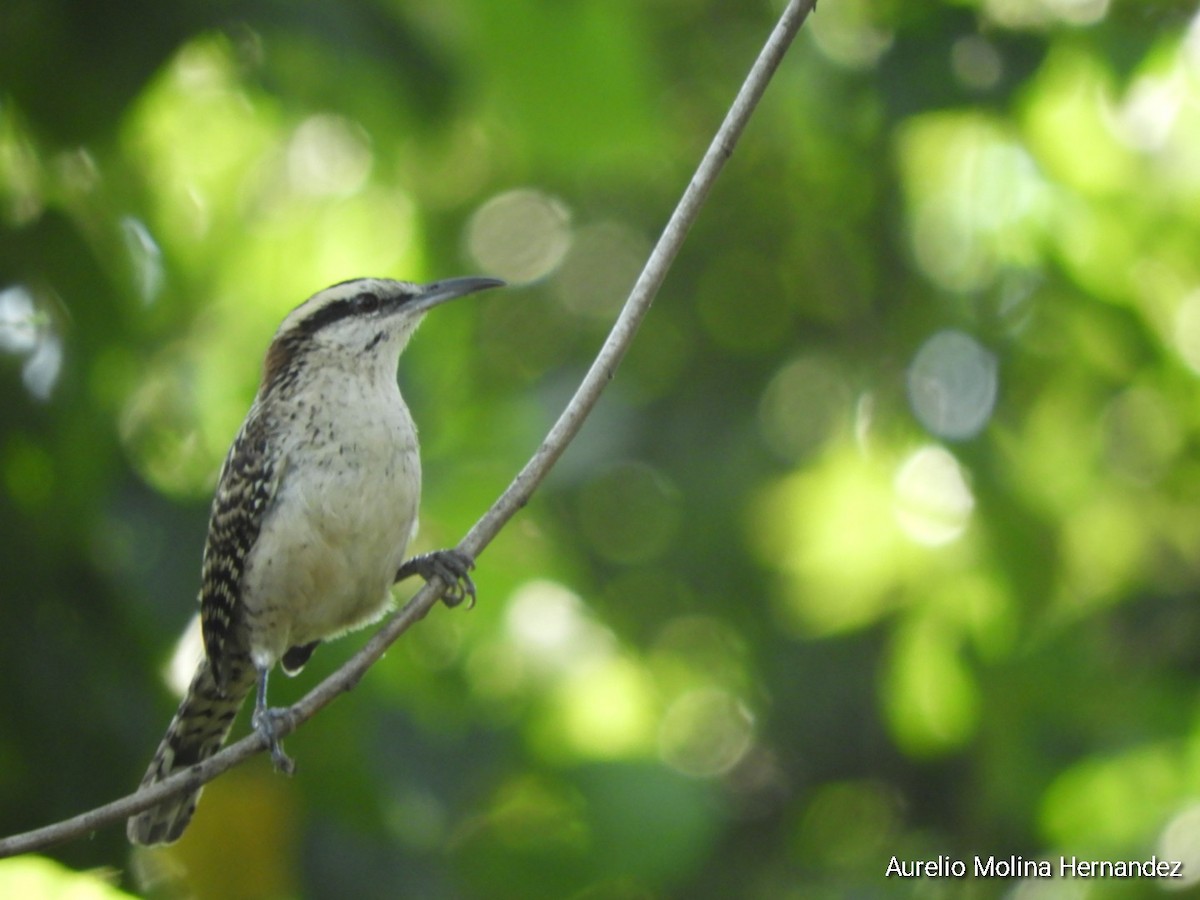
[126,274,504,846]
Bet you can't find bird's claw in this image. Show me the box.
[396,548,477,609]
[252,706,297,775]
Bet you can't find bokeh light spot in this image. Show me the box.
[1158,804,1200,890]
[651,615,746,696]
[983,0,1110,28]
[167,614,205,697]
[899,115,1047,292]
[553,220,647,320]
[385,788,449,852]
[757,353,851,462]
[0,284,62,401]
[1112,72,1182,153]
[551,657,657,760]
[22,333,62,402]
[751,451,906,635]
[951,36,1003,91]
[658,688,754,778]
[907,329,998,440]
[286,113,373,198]
[466,188,572,284]
[0,856,132,900]
[893,445,975,547]
[505,579,614,674]
[808,0,893,69]
[0,284,38,353]
[1044,0,1110,26]
[121,216,165,304]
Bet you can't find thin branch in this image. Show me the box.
[0,0,817,861]
[462,0,816,556]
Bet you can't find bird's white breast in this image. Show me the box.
[240,369,420,669]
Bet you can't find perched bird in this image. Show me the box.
[127,275,504,845]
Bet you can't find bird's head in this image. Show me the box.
[262,276,504,391]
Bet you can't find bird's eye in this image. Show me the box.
[357,292,381,313]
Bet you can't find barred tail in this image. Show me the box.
[127,658,252,845]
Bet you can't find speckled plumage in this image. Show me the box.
[202,412,279,687]
[127,276,502,846]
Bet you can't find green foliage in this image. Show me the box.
[4,0,1200,897]
[0,855,135,898]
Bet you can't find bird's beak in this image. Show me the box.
[409,276,506,315]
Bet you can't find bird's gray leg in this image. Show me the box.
[251,667,296,775]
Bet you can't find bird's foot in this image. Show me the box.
[395,548,477,608]
[252,668,296,774]
[252,705,297,775]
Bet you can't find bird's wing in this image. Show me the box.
[199,406,286,689]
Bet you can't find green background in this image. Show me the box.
[4,0,1200,897]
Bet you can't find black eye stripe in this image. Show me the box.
[298,290,396,334]
[298,297,357,334]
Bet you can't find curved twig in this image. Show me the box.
[0,0,816,860]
